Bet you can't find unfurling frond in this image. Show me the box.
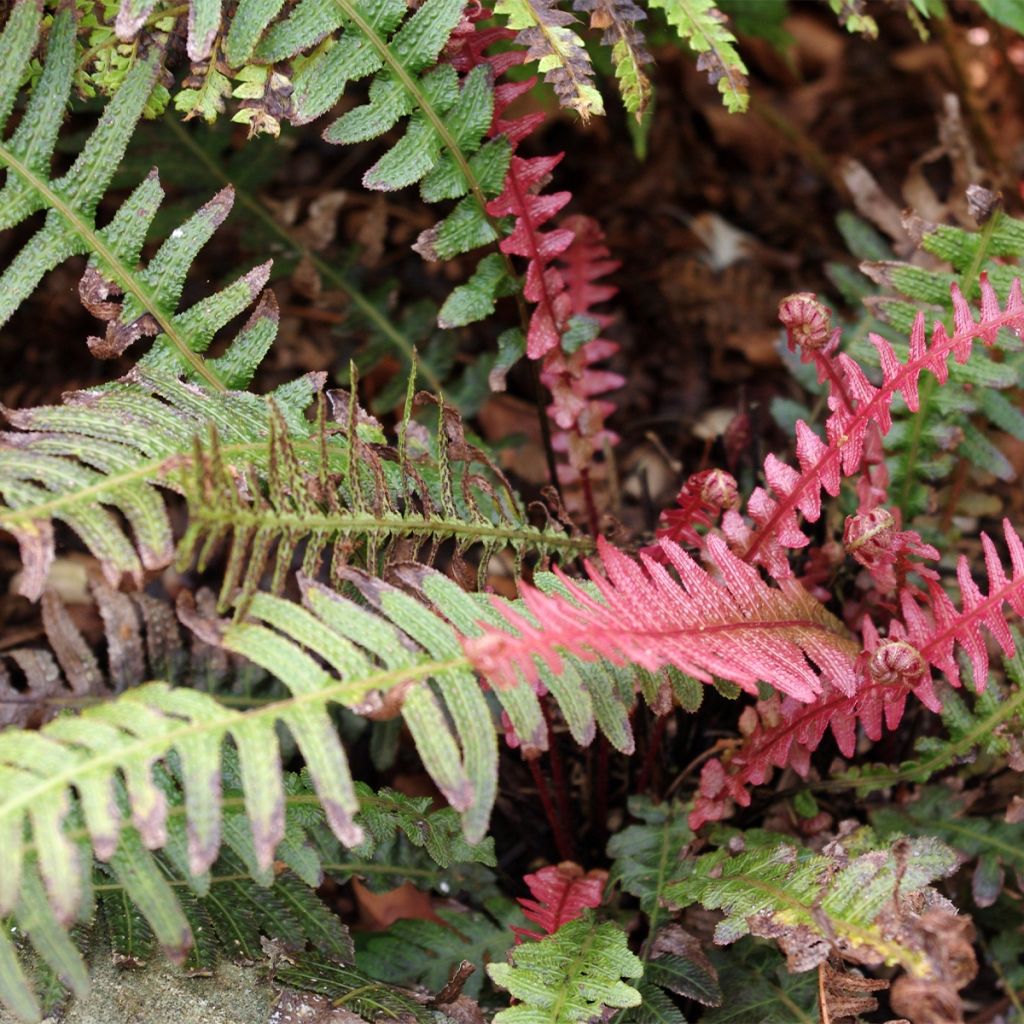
[665,828,960,976]
[488,914,643,1024]
[464,535,861,704]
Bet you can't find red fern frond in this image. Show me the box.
[725,277,1024,576]
[541,214,624,480]
[689,679,914,830]
[691,518,1024,828]
[905,518,1024,689]
[463,536,861,703]
[512,863,606,941]
[488,156,576,358]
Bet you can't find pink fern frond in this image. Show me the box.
[689,679,913,830]
[903,518,1024,690]
[541,215,624,480]
[734,277,1024,575]
[512,863,606,941]
[463,536,861,704]
[487,155,575,358]
[691,520,1024,828]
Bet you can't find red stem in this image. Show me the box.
[636,712,670,795]
[593,734,610,843]
[579,467,601,537]
[528,756,575,862]
[541,698,577,860]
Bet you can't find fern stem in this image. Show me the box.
[0,139,225,391]
[187,504,595,555]
[527,755,575,862]
[541,698,576,859]
[163,118,446,397]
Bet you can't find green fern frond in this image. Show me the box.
[0,560,668,1015]
[177,386,593,611]
[607,802,718,1024]
[702,940,817,1024]
[0,750,494,1020]
[487,912,643,1024]
[607,797,693,924]
[357,897,524,998]
[495,0,606,120]
[0,367,321,601]
[0,4,255,390]
[646,0,748,113]
[274,954,437,1023]
[871,787,1024,908]
[664,827,958,976]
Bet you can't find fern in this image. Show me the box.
[274,953,437,1022]
[647,0,748,113]
[513,863,606,940]
[871,787,1024,908]
[840,209,1024,516]
[356,897,524,998]
[494,0,605,120]
[727,276,1024,576]
[607,797,692,924]
[701,940,817,1024]
[0,753,494,1019]
[0,4,266,389]
[0,367,321,601]
[575,0,652,118]
[0,581,260,729]
[178,381,593,609]
[664,827,959,975]
[0,560,673,1009]
[487,912,643,1024]
[464,534,861,704]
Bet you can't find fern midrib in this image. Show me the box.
[1,656,464,830]
[189,503,595,553]
[0,435,320,528]
[163,118,448,398]
[638,813,675,959]
[0,141,224,392]
[549,926,599,1024]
